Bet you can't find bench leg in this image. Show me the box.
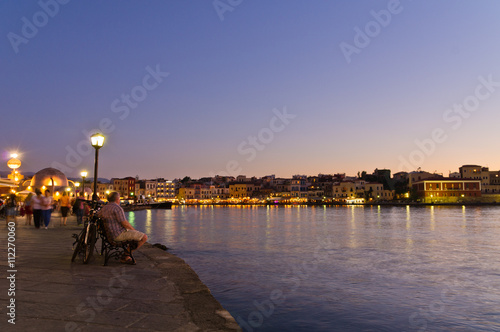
[100,241,138,266]
[123,245,135,264]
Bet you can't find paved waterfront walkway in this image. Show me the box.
[0,215,241,332]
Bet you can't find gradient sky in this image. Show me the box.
[2,1,500,180]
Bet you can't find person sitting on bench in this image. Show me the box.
[97,191,148,264]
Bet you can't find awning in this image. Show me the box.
[0,180,18,188]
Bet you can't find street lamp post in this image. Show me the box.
[90,133,105,203]
[80,171,87,200]
[50,177,55,200]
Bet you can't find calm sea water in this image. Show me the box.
[128,205,500,331]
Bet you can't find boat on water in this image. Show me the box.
[122,202,172,211]
[149,202,172,209]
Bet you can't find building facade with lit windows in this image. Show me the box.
[408,170,442,187]
[364,183,395,200]
[289,175,308,198]
[144,180,157,199]
[135,181,145,200]
[111,177,136,199]
[332,181,364,199]
[459,165,500,194]
[459,165,483,180]
[331,181,395,201]
[210,186,230,199]
[97,182,113,200]
[155,178,175,200]
[229,183,259,198]
[177,185,229,201]
[412,178,481,202]
[177,187,196,200]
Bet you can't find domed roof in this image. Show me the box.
[30,167,69,189]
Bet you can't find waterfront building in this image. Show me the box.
[290,175,308,198]
[256,187,275,199]
[133,178,175,202]
[261,175,276,187]
[210,175,234,185]
[144,179,157,200]
[332,181,364,199]
[408,170,442,188]
[201,187,211,199]
[412,178,481,203]
[393,171,408,182]
[156,179,175,200]
[268,191,293,202]
[313,175,335,195]
[332,173,346,181]
[97,182,113,200]
[459,165,483,180]
[273,178,290,193]
[364,183,394,200]
[459,165,500,194]
[176,183,229,202]
[177,187,196,201]
[229,182,260,198]
[210,186,230,199]
[307,186,324,200]
[331,180,394,201]
[135,180,145,200]
[236,175,248,182]
[190,183,203,199]
[307,176,320,186]
[111,177,135,199]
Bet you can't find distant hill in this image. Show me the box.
[68,177,110,184]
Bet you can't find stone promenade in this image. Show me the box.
[0,215,241,332]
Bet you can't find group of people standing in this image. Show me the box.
[5,190,88,229]
[29,189,55,229]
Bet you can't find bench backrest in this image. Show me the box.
[96,217,120,246]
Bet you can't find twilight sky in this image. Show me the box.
[2,0,500,180]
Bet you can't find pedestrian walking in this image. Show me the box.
[32,189,43,229]
[74,192,85,226]
[60,191,71,226]
[24,193,33,225]
[42,189,53,229]
[5,194,17,225]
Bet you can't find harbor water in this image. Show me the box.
[128,205,500,331]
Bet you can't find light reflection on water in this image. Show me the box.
[128,205,500,331]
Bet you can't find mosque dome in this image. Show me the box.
[30,167,69,189]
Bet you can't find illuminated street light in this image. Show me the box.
[81,171,88,199]
[7,153,22,184]
[90,133,105,203]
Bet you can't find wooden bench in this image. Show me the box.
[96,218,138,266]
